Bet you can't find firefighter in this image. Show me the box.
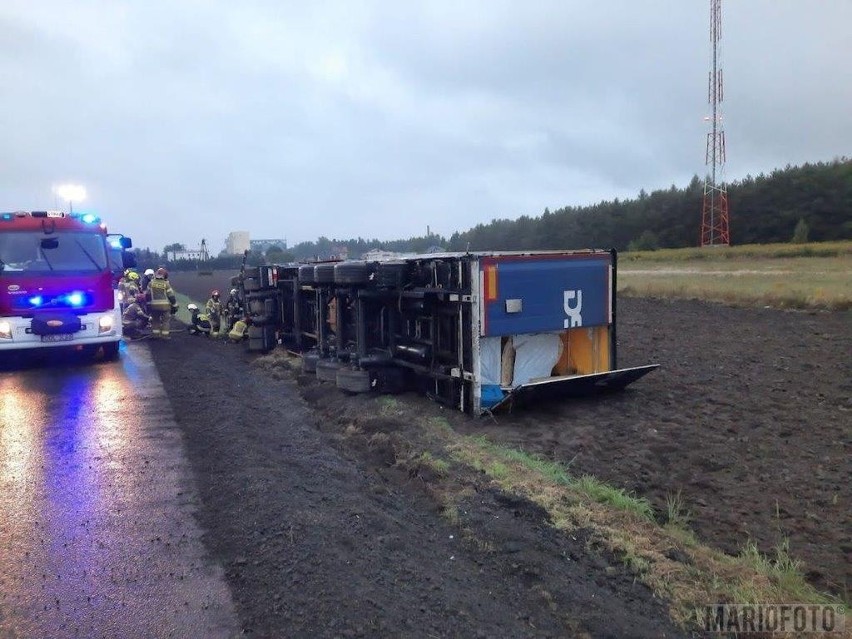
[227,318,248,342]
[122,293,150,339]
[146,268,177,338]
[225,287,241,330]
[118,269,138,311]
[205,289,224,337]
[187,303,212,336]
[125,270,141,298]
[140,268,156,292]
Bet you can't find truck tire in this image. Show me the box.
[247,325,276,352]
[314,263,336,285]
[301,351,320,373]
[316,358,344,383]
[334,261,369,285]
[336,368,372,394]
[375,261,407,288]
[243,276,262,292]
[298,264,316,285]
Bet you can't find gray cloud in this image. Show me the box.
[1,1,849,252]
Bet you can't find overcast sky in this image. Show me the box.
[1,1,850,253]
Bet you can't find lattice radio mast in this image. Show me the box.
[700,0,731,246]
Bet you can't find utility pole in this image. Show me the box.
[700,0,731,246]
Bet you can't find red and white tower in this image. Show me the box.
[700,0,730,246]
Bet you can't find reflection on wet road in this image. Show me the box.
[0,344,238,638]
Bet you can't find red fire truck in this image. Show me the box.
[0,210,135,359]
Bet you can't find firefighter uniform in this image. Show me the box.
[122,298,150,338]
[146,271,177,338]
[205,292,224,337]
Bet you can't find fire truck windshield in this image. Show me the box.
[0,231,108,274]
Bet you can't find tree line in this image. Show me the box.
[288,158,850,259]
[140,158,851,269]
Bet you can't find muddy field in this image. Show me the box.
[169,269,239,304]
[167,271,850,600]
[456,297,851,598]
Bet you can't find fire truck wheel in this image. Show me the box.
[336,368,372,394]
[316,358,344,383]
[301,352,320,374]
[102,341,120,361]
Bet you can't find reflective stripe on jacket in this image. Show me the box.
[147,279,175,311]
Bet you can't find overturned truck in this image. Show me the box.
[238,249,657,415]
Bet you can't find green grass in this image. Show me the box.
[441,429,847,625]
[621,240,852,262]
[575,474,654,521]
[618,244,852,310]
[172,292,202,325]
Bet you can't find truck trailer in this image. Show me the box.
[237,249,657,414]
[0,210,135,359]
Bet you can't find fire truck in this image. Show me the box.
[0,210,135,359]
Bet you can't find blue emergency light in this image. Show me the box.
[28,295,44,307]
[81,213,99,224]
[66,292,86,307]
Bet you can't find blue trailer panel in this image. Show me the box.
[480,254,611,337]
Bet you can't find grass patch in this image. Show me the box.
[172,292,202,325]
[619,255,852,310]
[413,451,450,477]
[439,428,847,627]
[665,490,692,529]
[377,396,401,415]
[575,474,654,521]
[621,240,852,262]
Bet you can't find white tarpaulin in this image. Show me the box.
[511,333,563,386]
[479,336,503,385]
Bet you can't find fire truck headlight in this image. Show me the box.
[98,316,114,333]
[0,321,12,339]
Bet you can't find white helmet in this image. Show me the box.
[187,303,198,311]
[144,268,155,276]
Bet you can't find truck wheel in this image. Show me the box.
[314,263,336,285]
[102,341,120,361]
[298,264,316,285]
[243,277,262,292]
[302,352,320,373]
[334,261,369,285]
[316,358,344,383]
[375,261,407,288]
[336,368,372,394]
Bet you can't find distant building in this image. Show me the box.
[361,248,416,261]
[167,248,204,261]
[250,238,287,253]
[226,231,250,255]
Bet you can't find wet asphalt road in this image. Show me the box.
[0,343,238,639]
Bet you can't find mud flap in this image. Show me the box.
[489,364,659,413]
